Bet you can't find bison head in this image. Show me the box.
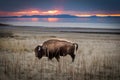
[34,45,43,59]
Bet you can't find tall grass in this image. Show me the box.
[0,32,120,80]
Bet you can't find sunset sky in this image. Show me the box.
[0,0,120,17]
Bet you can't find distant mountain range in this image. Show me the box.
[0,14,78,18]
[0,14,120,18]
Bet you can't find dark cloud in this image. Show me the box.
[0,0,120,13]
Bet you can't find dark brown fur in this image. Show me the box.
[34,39,78,62]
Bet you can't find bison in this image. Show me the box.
[34,39,78,62]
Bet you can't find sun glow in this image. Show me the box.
[48,10,58,14]
[31,10,39,13]
[23,10,41,15]
[42,10,61,15]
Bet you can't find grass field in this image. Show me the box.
[0,26,120,80]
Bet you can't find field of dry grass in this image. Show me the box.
[0,27,120,80]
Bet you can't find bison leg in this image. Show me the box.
[70,54,75,62]
[47,52,54,61]
[48,56,53,61]
[55,55,60,62]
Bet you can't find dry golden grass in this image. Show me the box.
[0,30,120,80]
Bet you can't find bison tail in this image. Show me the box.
[73,43,78,51]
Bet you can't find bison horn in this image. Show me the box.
[73,43,78,51]
[36,45,42,52]
[38,46,41,51]
[34,45,42,57]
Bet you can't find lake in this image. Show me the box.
[0,17,120,29]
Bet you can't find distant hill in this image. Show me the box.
[0,14,79,18]
[0,14,120,18]
[21,14,79,18]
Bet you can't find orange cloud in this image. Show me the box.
[110,14,120,17]
[0,11,18,16]
[95,14,120,17]
[0,10,62,16]
[75,13,120,17]
[15,10,41,16]
[0,10,120,17]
